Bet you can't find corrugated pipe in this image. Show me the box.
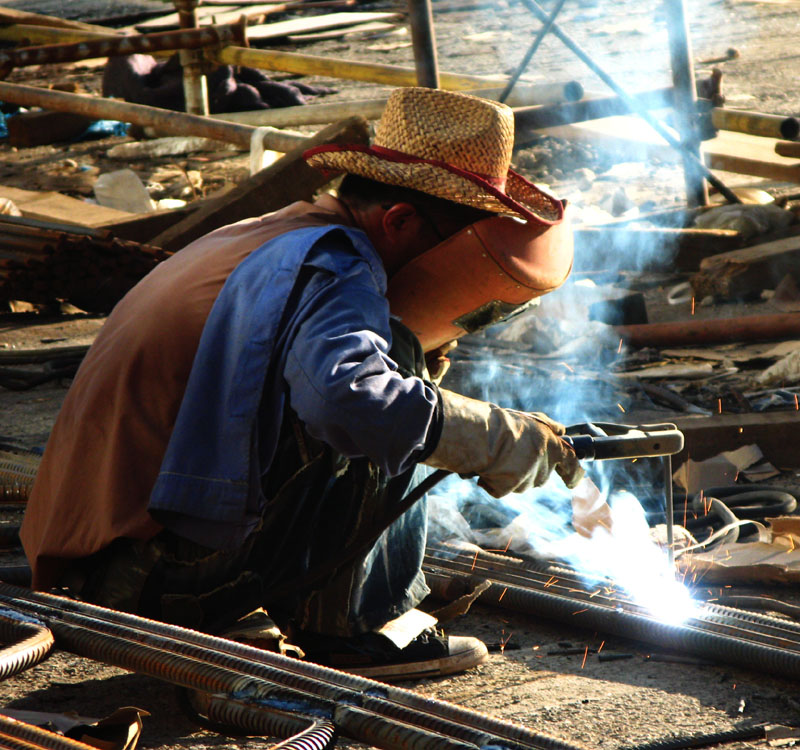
[0,714,98,750]
[0,607,53,680]
[0,583,586,750]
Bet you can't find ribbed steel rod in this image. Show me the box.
[0,21,247,77]
[0,607,53,680]
[0,715,97,750]
[423,550,800,681]
[0,583,586,750]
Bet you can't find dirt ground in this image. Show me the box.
[2,0,800,749]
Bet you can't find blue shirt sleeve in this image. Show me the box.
[284,266,439,478]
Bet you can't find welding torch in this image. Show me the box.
[563,422,685,566]
[562,422,684,461]
[295,423,686,594]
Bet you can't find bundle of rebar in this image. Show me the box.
[0,217,170,312]
[0,448,40,502]
[423,542,800,681]
[0,582,587,750]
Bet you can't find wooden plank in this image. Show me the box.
[95,204,202,244]
[668,411,800,470]
[179,3,300,25]
[691,235,800,299]
[131,5,240,31]
[247,11,402,41]
[538,114,800,181]
[287,20,398,42]
[0,186,135,227]
[152,115,370,252]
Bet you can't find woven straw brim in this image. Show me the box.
[305,147,563,225]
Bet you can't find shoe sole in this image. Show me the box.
[340,637,489,681]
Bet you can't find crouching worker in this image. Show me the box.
[20,88,583,681]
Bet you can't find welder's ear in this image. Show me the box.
[381,202,422,240]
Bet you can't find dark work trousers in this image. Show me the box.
[69,320,432,637]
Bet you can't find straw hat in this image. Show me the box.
[304,87,563,225]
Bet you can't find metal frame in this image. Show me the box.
[405,0,739,206]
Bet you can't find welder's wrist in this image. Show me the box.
[416,382,444,464]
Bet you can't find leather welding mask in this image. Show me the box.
[385,213,574,352]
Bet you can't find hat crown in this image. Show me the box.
[373,88,514,182]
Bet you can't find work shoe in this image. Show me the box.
[295,627,488,681]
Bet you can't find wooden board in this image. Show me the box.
[175,3,295,26]
[691,235,800,299]
[129,5,240,31]
[0,186,135,228]
[247,11,402,41]
[287,20,398,42]
[540,114,800,182]
[151,115,369,252]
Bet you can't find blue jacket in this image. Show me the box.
[148,224,440,549]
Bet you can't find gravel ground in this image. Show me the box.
[2,1,800,749]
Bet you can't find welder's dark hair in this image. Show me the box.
[337,174,493,228]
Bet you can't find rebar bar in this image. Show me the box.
[0,583,586,750]
[0,608,54,680]
[0,22,248,78]
[423,544,800,681]
[0,715,98,750]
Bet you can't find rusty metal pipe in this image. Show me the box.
[514,87,678,138]
[0,24,118,46]
[615,312,800,348]
[209,45,583,102]
[0,22,248,77]
[0,81,307,151]
[711,108,800,140]
[406,0,440,88]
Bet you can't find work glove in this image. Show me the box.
[424,389,584,497]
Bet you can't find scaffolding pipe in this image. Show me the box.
[0,24,118,45]
[407,0,440,88]
[514,0,740,204]
[175,0,210,116]
[664,0,708,206]
[216,81,587,129]
[208,45,583,102]
[712,108,800,140]
[0,81,308,151]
